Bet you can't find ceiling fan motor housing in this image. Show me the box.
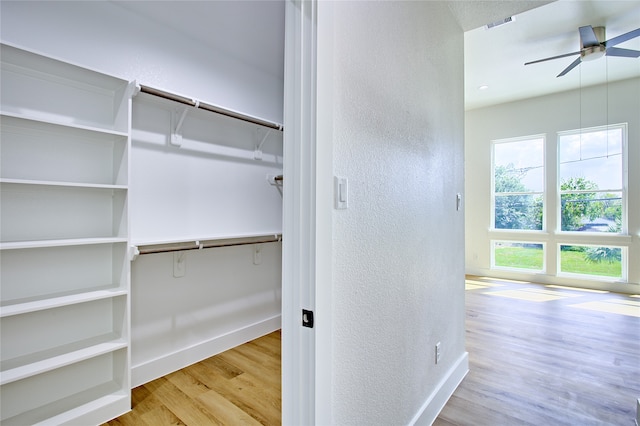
[581,26,606,61]
[581,45,606,61]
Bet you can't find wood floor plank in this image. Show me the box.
[142,376,225,425]
[196,389,263,426]
[140,406,186,426]
[184,361,279,425]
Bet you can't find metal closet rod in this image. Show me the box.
[138,84,284,131]
[135,233,283,255]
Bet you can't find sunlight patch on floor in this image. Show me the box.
[465,279,505,290]
[546,285,609,294]
[485,288,578,302]
[570,299,640,318]
[477,276,531,284]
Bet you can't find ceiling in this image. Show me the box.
[110,1,640,111]
[465,0,640,110]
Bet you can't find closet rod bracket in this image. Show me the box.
[130,245,140,262]
[254,128,273,160]
[171,101,199,147]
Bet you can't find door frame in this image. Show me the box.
[282,1,333,424]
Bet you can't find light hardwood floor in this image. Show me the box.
[436,276,640,425]
[106,277,639,425]
[104,331,281,426]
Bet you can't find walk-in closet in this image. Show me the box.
[0,1,286,423]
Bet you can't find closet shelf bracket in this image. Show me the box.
[171,101,199,147]
[254,128,273,160]
[130,245,140,262]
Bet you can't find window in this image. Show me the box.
[559,244,625,280]
[492,136,544,231]
[558,124,625,233]
[493,241,544,272]
[490,124,629,282]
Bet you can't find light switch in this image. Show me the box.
[335,176,348,209]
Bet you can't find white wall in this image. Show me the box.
[130,242,282,386]
[1,0,285,385]
[466,77,640,293]
[130,93,283,245]
[318,2,468,424]
[0,0,283,123]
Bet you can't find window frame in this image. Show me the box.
[491,240,546,273]
[557,243,628,282]
[556,123,628,236]
[491,134,546,233]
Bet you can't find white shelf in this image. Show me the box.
[0,288,128,318]
[1,358,128,425]
[1,182,128,242]
[0,178,127,190]
[1,113,128,186]
[0,337,127,385]
[31,389,129,426]
[0,42,131,425]
[3,384,128,426]
[0,111,129,137]
[1,44,131,133]
[0,237,128,250]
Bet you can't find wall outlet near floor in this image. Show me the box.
[435,342,442,364]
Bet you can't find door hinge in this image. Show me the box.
[302,309,314,328]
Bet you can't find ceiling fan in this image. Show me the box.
[525,25,640,77]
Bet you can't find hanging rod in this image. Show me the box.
[133,233,282,257]
[138,84,284,131]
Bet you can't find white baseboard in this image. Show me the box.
[410,351,469,426]
[131,315,281,388]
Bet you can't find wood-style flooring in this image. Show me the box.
[106,276,639,425]
[104,330,281,426]
[435,276,640,426]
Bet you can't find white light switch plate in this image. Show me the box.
[334,176,348,209]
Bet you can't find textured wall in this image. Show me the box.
[326,2,466,423]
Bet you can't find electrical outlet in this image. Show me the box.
[435,342,442,364]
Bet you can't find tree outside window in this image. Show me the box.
[493,137,544,231]
[559,126,623,234]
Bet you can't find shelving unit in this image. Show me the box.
[0,43,132,425]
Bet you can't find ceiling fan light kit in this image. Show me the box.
[524,25,640,77]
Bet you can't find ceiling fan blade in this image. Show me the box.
[579,25,600,48]
[605,28,640,48]
[606,46,640,58]
[524,51,580,66]
[557,57,582,77]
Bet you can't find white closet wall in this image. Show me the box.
[129,91,283,386]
